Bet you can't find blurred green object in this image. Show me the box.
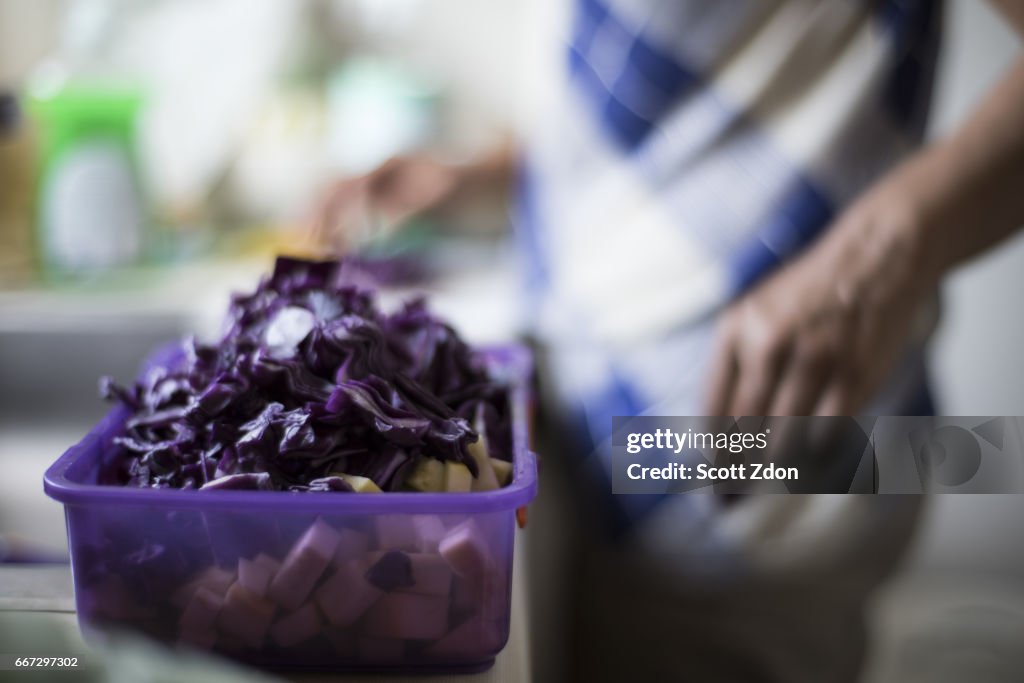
[27,82,148,280]
[0,93,36,286]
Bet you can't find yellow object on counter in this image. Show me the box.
[0,94,36,286]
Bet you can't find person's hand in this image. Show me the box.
[704,189,938,417]
[310,143,518,253]
[311,153,466,252]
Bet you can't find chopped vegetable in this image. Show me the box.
[365,550,415,592]
[491,458,513,487]
[267,519,339,610]
[237,554,279,598]
[404,458,445,492]
[443,462,472,492]
[178,586,224,634]
[270,602,322,648]
[362,592,449,641]
[410,515,446,553]
[101,256,514,493]
[375,516,418,552]
[336,473,382,493]
[467,404,500,491]
[438,520,492,579]
[315,559,382,627]
[218,583,276,648]
[172,566,235,609]
[164,514,508,660]
[404,553,454,596]
[332,528,370,564]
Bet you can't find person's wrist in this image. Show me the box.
[880,195,936,288]
[852,160,949,293]
[887,142,969,288]
[814,184,934,317]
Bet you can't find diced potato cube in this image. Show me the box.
[362,592,449,641]
[450,575,508,621]
[469,443,499,492]
[315,559,382,627]
[467,413,499,491]
[375,516,418,551]
[337,473,382,493]
[367,551,453,596]
[365,550,414,591]
[267,518,340,610]
[439,520,508,618]
[238,553,279,598]
[467,403,500,491]
[178,586,224,634]
[270,602,321,648]
[171,566,235,608]
[438,520,493,579]
[407,553,454,596]
[444,462,472,492]
[411,515,446,553]
[333,527,370,565]
[218,582,276,648]
[375,514,447,553]
[405,457,445,492]
[490,458,513,487]
[255,552,280,569]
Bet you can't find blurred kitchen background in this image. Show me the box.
[0,0,556,560]
[1,1,1023,681]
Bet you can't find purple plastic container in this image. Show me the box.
[44,342,537,674]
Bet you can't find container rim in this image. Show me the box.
[43,342,538,514]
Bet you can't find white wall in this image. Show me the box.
[928,0,1024,414]
[0,0,61,87]
[327,0,561,151]
[866,8,1024,681]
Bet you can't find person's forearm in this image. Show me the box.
[704,5,1024,416]
[446,138,519,203]
[894,54,1024,283]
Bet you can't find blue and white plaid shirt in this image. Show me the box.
[516,0,942,538]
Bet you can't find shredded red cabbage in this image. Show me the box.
[101,257,512,492]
